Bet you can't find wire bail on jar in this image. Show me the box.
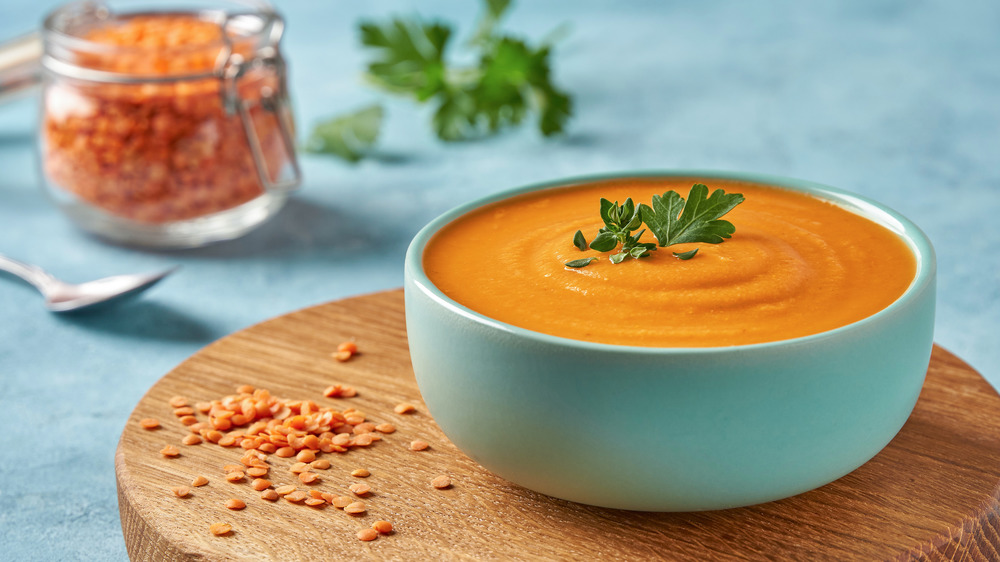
[215,10,300,194]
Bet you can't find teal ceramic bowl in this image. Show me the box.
[404,170,936,511]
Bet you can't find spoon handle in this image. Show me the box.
[0,254,57,293]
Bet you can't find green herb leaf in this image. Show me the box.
[564,257,597,268]
[573,230,587,251]
[566,184,743,267]
[304,105,384,162]
[640,184,745,247]
[673,249,699,260]
[468,0,513,47]
[360,20,451,101]
[359,2,572,142]
[589,230,618,252]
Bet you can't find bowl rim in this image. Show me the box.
[405,169,937,354]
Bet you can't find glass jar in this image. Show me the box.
[36,0,300,248]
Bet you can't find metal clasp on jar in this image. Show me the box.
[215,11,301,194]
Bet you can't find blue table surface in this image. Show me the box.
[1,0,998,558]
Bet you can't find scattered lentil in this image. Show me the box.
[168,396,188,408]
[344,501,367,514]
[432,475,452,489]
[305,498,326,507]
[139,418,161,430]
[260,489,279,501]
[394,403,416,415]
[311,459,331,470]
[357,528,378,541]
[285,491,307,503]
[209,523,232,536]
[225,498,246,510]
[331,496,353,509]
[160,445,180,458]
[410,440,430,451]
[372,521,393,534]
[298,472,319,484]
[225,471,245,483]
[375,423,396,434]
[274,485,296,496]
[192,476,209,487]
[181,434,202,446]
[351,468,370,478]
[251,478,272,491]
[349,483,371,496]
[171,486,190,498]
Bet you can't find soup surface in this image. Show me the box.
[422,178,917,347]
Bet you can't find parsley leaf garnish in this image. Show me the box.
[639,183,745,247]
[303,105,384,163]
[585,198,656,264]
[359,20,451,101]
[567,184,744,267]
[307,0,573,161]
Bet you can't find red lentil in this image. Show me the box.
[331,496,353,509]
[191,476,209,487]
[372,520,393,534]
[357,528,378,541]
[160,445,180,458]
[344,501,366,514]
[171,486,190,498]
[225,498,246,510]
[410,440,430,451]
[349,483,371,496]
[251,478,271,492]
[432,475,452,489]
[209,522,232,536]
[139,418,160,430]
[260,489,279,501]
[350,468,370,478]
[394,403,416,415]
[181,434,202,446]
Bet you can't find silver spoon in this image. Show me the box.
[0,254,175,312]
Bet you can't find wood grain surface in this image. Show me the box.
[116,289,1000,561]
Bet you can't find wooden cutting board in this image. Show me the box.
[116,289,1000,561]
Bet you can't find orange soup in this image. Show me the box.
[422,178,917,347]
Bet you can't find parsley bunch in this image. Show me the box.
[565,184,745,267]
[305,0,573,161]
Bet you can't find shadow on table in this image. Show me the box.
[134,197,404,261]
[57,300,220,343]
